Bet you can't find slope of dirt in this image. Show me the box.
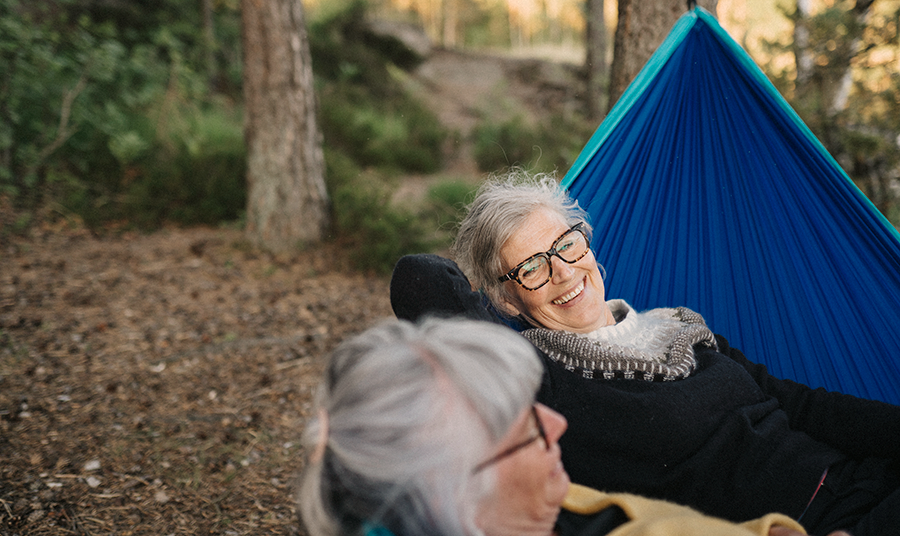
[0,48,582,535]
[406,48,584,174]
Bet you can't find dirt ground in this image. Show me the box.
[1,222,394,535]
[0,48,585,535]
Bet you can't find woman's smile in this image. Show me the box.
[552,279,585,305]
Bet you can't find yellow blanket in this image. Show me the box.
[562,483,806,536]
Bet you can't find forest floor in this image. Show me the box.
[0,47,584,535]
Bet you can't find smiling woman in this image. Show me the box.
[388,170,900,536]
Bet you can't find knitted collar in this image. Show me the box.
[522,300,717,382]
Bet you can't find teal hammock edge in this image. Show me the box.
[562,9,699,189]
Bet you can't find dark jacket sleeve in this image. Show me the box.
[716,334,900,461]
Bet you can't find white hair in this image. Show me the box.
[298,317,543,536]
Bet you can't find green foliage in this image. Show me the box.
[0,0,246,230]
[1,0,450,271]
[124,104,246,227]
[54,101,246,229]
[325,150,441,273]
[472,113,592,175]
[318,84,445,173]
[473,115,536,171]
[0,1,129,204]
[310,1,447,174]
[309,1,398,95]
[322,150,478,273]
[425,179,477,228]
[51,66,246,228]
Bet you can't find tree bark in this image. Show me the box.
[442,0,458,48]
[793,0,813,91]
[607,0,717,112]
[827,0,874,114]
[584,0,608,120]
[241,0,328,253]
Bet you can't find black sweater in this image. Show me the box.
[390,254,900,523]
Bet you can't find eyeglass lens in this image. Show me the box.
[517,228,589,289]
[472,405,548,474]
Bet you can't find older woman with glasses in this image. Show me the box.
[389,171,900,536]
[298,317,820,536]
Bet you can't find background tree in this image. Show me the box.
[791,0,876,137]
[201,0,217,89]
[607,0,717,111]
[241,0,328,253]
[584,0,608,120]
[793,0,814,92]
[780,0,899,222]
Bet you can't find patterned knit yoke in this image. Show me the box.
[522,300,718,382]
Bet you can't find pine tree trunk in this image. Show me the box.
[241,0,328,253]
[585,0,608,120]
[442,0,458,48]
[827,0,874,115]
[793,0,813,91]
[607,0,717,112]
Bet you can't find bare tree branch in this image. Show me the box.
[33,72,88,167]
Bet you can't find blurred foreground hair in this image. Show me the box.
[298,317,543,536]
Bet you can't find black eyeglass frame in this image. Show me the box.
[472,405,548,474]
[497,222,591,291]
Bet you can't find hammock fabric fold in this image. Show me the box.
[562,7,900,404]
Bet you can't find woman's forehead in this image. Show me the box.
[501,209,569,262]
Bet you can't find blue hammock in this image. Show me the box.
[562,7,900,405]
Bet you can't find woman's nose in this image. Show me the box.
[550,255,575,282]
[535,403,567,443]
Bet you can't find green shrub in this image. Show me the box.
[55,100,246,229]
[425,179,477,231]
[0,2,138,208]
[472,113,592,175]
[330,178,436,274]
[472,115,540,172]
[0,0,246,229]
[318,87,445,173]
[324,152,463,273]
[132,104,246,226]
[310,1,446,174]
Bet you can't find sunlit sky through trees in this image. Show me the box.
[304,0,899,81]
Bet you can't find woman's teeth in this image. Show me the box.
[553,280,585,305]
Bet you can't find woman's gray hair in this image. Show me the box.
[452,169,590,312]
[298,317,543,536]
